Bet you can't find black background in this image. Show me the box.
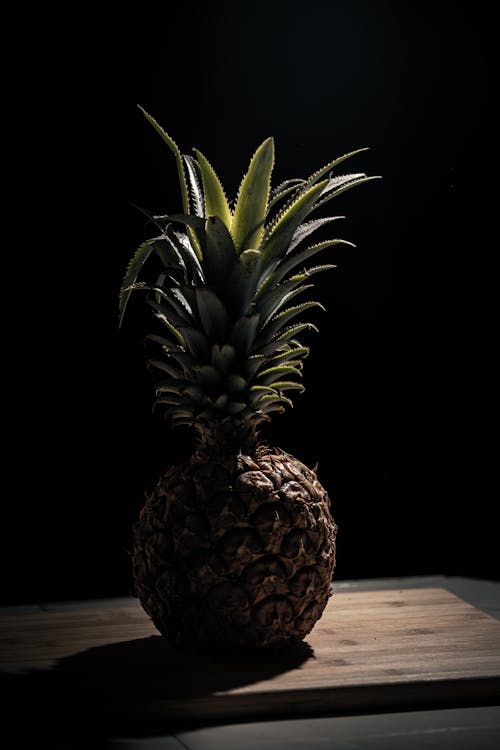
[3,0,497,604]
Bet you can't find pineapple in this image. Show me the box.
[121,108,377,652]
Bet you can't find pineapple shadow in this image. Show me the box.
[1,634,315,743]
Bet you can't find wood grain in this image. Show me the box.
[1,587,499,732]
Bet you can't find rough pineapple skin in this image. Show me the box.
[132,446,337,652]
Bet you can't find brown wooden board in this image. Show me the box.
[1,587,499,736]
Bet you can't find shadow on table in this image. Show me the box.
[1,634,314,747]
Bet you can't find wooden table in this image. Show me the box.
[1,576,499,748]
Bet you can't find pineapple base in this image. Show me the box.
[132,446,337,653]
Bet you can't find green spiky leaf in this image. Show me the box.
[255,393,294,410]
[224,374,247,393]
[295,148,369,195]
[193,148,232,229]
[268,346,310,365]
[147,298,189,331]
[262,239,353,290]
[232,137,275,252]
[164,226,204,283]
[288,264,337,282]
[260,180,328,276]
[195,288,229,341]
[193,364,222,388]
[312,175,382,213]
[260,301,325,340]
[271,381,305,392]
[229,313,260,358]
[267,179,306,214]
[203,216,238,286]
[256,282,314,329]
[257,365,303,385]
[211,343,236,373]
[288,216,344,253]
[249,384,278,401]
[151,308,186,346]
[139,107,202,259]
[274,322,319,342]
[125,284,193,325]
[178,327,210,360]
[139,107,190,213]
[183,155,205,218]
[225,249,262,316]
[119,240,155,327]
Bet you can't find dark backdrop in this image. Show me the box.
[4,0,497,604]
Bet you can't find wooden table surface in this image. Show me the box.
[1,582,499,743]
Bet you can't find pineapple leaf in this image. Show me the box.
[179,327,210,361]
[265,239,354,288]
[256,281,314,329]
[124,284,193,324]
[288,264,337,282]
[169,286,194,316]
[232,137,275,252]
[138,106,202,259]
[275,322,319,342]
[154,381,189,396]
[119,240,155,328]
[244,354,265,378]
[138,106,190,214]
[224,373,247,393]
[249,384,279,400]
[259,180,328,276]
[229,313,260,358]
[225,401,247,416]
[151,309,186,347]
[183,155,205,218]
[257,365,303,385]
[288,216,345,254]
[255,393,294,409]
[193,148,232,229]
[203,216,238,286]
[213,394,230,410]
[258,402,286,415]
[147,298,190,330]
[193,364,222,389]
[144,335,195,372]
[267,179,306,214]
[312,175,382,213]
[259,301,325,340]
[167,229,204,283]
[272,380,305,392]
[166,214,206,256]
[153,238,187,281]
[267,345,310,367]
[269,346,310,363]
[226,249,262,316]
[270,178,305,200]
[320,172,366,195]
[176,285,198,314]
[297,147,370,195]
[256,323,318,357]
[153,394,185,407]
[211,343,236,373]
[195,288,229,342]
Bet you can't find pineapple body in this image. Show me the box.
[133,446,336,651]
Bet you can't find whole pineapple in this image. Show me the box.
[121,108,377,652]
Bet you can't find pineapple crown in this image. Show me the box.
[120,107,379,441]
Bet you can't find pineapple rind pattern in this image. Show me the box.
[133,447,337,651]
